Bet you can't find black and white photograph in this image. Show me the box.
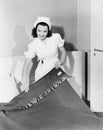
[0,0,103,130]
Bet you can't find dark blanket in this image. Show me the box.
[0,68,103,130]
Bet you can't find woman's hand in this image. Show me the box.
[22,82,29,93]
[55,60,63,69]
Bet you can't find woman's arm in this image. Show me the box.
[59,46,66,64]
[22,58,33,92]
[55,46,66,69]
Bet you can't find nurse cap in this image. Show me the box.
[33,16,51,30]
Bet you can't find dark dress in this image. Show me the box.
[0,68,103,130]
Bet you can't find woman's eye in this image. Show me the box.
[44,31,47,33]
[37,29,41,32]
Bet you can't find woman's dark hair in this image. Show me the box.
[32,22,52,38]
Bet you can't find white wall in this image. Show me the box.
[77,0,103,112]
[91,0,103,50]
[77,0,103,51]
[90,0,103,112]
[77,0,90,51]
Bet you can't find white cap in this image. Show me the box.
[33,16,51,30]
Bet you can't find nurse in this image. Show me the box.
[22,16,66,92]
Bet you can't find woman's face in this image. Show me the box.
[37,24,48,41]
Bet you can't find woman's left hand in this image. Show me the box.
[22,82,29,93]
[55,60,63,69]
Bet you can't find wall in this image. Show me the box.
[77,0,103,51]
[89,0,103,112]
[77,0,103,111]
[91,0,103,50]
[0,0,77,56]
[77,0,91,51]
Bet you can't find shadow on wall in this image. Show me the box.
[52,25,65,39]
[52,25,77,51]
[12,24,32,55]
[11,24,35,83]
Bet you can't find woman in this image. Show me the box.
[22,16,66,92]
[0,17,102,130]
